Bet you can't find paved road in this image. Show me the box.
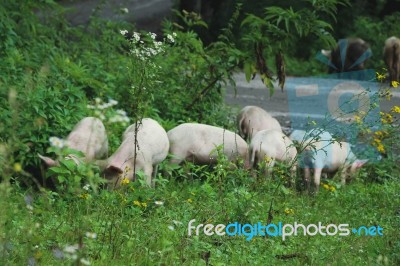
[225,72,400,134]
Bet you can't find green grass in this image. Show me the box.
[1,168,399,265]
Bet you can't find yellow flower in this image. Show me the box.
[80,193,89,200]
[374,131,383,137]
[322,184,329,190]
[187,198,193,203]
[391,81,399,88]
[376,143,385,153]
[264,156,272,163]
[329,185,336,192]
[391,106,400,113]
[121,178,130,185]
[284,208,294,215]
[133,200,141,207]
[13,162,22,172]
[376,72,386,82]
[354,115,362,124]
[142,202,147,208]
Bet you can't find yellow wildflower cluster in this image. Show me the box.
[13,162,22,172]
[391,106,400,113]
[376,72,386,82]
[264,156,272,164]
[380,112,393,124]
[133,200,147,208]
[372,138,385,153]
[321,183,336,192]
[284,208,295,215]
[391,81,399,88]
[80,193,90,200]
[120,178,130,185]
[187,198,193,203]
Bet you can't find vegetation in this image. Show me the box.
[0,0,399,265]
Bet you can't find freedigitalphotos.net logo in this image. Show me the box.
[287,38,381,163]
[187,219,383,241]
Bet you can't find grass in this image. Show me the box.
[1,166,399,265]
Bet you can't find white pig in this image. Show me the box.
[103,118,169,187]
[250,129,297,177]
[39,117,108,166]
[302,140,368,192]
[289,128,333,149]
[167,123,249,167]
[237,106,282,141]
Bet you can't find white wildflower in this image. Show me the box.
[83,184,90,191]
[120,7,129,14]
[154,201,164,206]
[133,32,140,42]
[172,32,177,37]
[94,97,101,104]
[120,29,128,36]
[63,244,79,254]
[49,137,65,149]
[85,232,97,239]
[149,32,157,39]
[80,258,91,265]
[168,225,175,231]
[116,109,127,116]
[167,34,175,43]
[172,220,182,226]
[108,99,118,106]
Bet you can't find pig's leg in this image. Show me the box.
[304,167,311,192]
[143,165,154,187]
[313,167,323,193]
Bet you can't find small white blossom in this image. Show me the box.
[155,201,164,206]
[167,34,175,43]
[168,225,175,231]
[116,109,127,116]
[172,220,182,226]
[85,232,97,239]
[63,244,79,254]
[120,7,129,14]
[80,258,91,265]
[108,99,118,106]
[120,29,128,36]
[83,184,90,191]
[49,137,65,149]
[95,97,101,104]
[133,32,140,42]
[149,32,157,39]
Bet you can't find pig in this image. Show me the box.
[237,106,282,141]
[289,128,333,149]
[321,38,371,73]
[39,117,108,166]
[167,123,249,167]
[383,36,400,86]
[102,118,169,187]
[302,139,368,192]
[249,129,297,177]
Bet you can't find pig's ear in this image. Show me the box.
[353,159,368,169]
[321,49,331,58]
[38,154,58,167]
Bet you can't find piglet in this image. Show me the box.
[39,117,108,166]
[102,118,169,187]
[302,139,368,192]
[250,129,297,177]
[237,106,282,141]
[167,123,249,167]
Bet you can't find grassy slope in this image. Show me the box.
[1,171,399,265]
